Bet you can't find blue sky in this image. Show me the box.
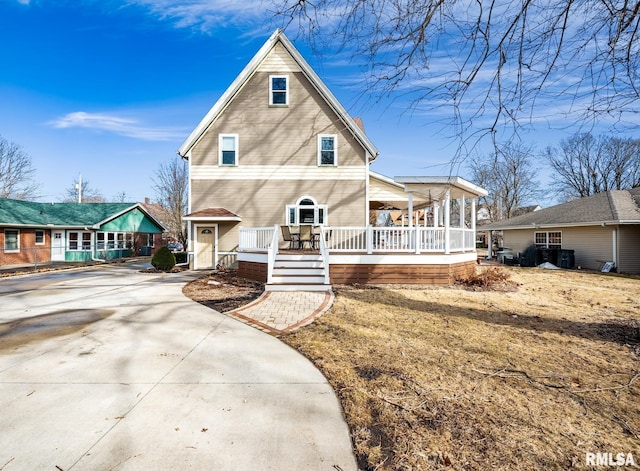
[0,0,634,206]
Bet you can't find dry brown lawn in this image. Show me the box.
[280,267,640,470]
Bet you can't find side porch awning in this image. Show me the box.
[183,208,242,222]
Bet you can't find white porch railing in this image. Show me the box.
[239,226,276,251]
[238,226,477,254]
[326,226,476,254]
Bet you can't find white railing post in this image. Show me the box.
[319,226,330,285]
[266,224,278,284]
[366,225,373,254]
[415,225,420,254]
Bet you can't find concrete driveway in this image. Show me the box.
[0,262,356,470]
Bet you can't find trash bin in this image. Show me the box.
[536,248,558,265]
[557,249,575,269]
[138,246,151,256]
[497,248,513,264]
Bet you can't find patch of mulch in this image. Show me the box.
[182,269,264,312]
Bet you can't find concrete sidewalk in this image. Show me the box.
[0,264,356,470]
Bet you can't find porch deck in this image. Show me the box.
[237,225,479,286]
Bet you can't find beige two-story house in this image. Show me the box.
[179,30,486,289]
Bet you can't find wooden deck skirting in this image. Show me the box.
[329,261,476,285]
[238,261,268,283]
[238,259,476,285]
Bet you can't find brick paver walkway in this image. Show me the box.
[227,290,334,334]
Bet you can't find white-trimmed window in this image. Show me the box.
[68,231,92,251]
[285,196,328,226]
[145,233,155,247]
[534,231,562,249]
[318,134,337,166]
[269,75,288,105]
[35,230,45,245]
[4,229,19,252]
[219,134,238,166]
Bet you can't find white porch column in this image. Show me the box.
[433,202,439,228]
[460,195,465,229]
[471,198,476,231]
[407,192,414,228]
[444,190,451,254]
[488,231,493,258]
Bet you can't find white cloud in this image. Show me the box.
[17,0,31,5]
[123,0,270,34]
[49,111,187,141]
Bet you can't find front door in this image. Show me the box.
[196,227,216,269]
[51,231,65,261]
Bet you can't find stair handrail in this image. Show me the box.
[266,224,279,284]
[319,226,330,285]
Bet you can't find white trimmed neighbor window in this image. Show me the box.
[534,231,562,249]
[219,134,238,166]
[68,231,92,251]
[318,134,337,166]
[4,229,19,252]
[285,196,328,225]
[269,75,288,105]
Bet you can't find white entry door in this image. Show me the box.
[51,231,65,261]
[196,227,216,269]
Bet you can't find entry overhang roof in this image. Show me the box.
[183,208,242,222]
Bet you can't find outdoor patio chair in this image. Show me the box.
[281,225,300,250]
[299,225,313,250]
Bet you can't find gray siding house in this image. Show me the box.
[482,188,640,274]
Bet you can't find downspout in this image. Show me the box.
[612,227,618,270]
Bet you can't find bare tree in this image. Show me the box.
[152,157,188,249]
[469,143,540,221]
[63,176,105,203]
[545,133,640,201]
[272,1,640,147]
[0,134,39,199]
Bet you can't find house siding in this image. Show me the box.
[618,225,640,274]
[191,178,366,253]
[190,72,367,169]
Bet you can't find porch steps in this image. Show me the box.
[266,253,331,292]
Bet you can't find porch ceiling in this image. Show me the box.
[395,176,488,200]
[368,173,487,211]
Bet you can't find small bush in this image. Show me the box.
[151,246,176,271]
[456,267,512,290]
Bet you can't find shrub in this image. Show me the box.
[456,267,512,290]
[151,246,176,271]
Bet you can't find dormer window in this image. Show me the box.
[270,75,288,106]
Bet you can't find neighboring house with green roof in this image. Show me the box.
[481,188,640,274]
[0,198,165,266]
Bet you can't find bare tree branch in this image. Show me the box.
[0,134,39,200]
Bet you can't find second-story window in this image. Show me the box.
[318,134,337,166]
[219,134,238,166]
[270,75,288,105]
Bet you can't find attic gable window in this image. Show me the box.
[219,134,238,166]
[318,135,337,166]
[270,75,288,106]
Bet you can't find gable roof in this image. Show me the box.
[177,29,379,161]
[482,188,640,231]
[0,198,166,230]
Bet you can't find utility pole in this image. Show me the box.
[75,173,82,203]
